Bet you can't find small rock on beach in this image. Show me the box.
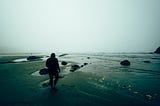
[70,65,80,72]
[61,61,68,65]
[120,60,131,66]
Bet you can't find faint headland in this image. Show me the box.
[154,47,160,54]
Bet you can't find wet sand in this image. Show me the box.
[0,53,159,106]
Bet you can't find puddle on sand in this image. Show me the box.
[13,58,28,62]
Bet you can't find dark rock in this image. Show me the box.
[61,61,68,65]
[87,57,90,59]
[39,68,49,75]
[70,65,80,72]
[154,47,160,54]
[143,60,151,63]
[120,60,130,66]
[81,65,84,67]
[84,63,88,65]
[27,56,42,61]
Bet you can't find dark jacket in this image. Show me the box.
[46,57,60,71]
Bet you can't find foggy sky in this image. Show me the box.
[0,0,160,53]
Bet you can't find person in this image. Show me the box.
[46,53,60,90]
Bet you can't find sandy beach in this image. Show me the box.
[0,53,160,106]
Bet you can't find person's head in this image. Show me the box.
[51,53,55,58]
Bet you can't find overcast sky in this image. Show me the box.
[0,0,160,53]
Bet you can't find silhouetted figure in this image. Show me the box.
[46,53,60,90]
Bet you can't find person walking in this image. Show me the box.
[46,53,60,90]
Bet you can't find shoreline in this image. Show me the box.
[0,54,159,106]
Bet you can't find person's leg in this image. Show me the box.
[49,73,53,88]
[53,72,59,88]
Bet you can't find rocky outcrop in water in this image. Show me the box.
[27,56,42,61]
[120,60,130,66]
[154,47,160,54]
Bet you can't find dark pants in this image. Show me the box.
[48,69,59,88]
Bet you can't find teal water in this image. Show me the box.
[0,53,159,106]
[60,53,160,106]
